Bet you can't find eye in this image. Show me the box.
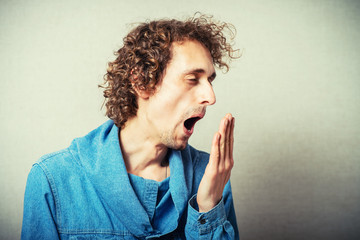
[208,72,216,85]
[187,78,199,84]
[208,77,215,85]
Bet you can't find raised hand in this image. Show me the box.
[196,113,235,212]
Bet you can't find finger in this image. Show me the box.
[219,115,228,136]
[225,171,232,185]
[218,116,227,153]
[230,117,235,162]
[225,117,235,183]
[224,115,233,176]
[225,114,232,160]
[209,132,220,167]
[219,116,228,169]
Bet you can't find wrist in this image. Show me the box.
[197,197,219,213]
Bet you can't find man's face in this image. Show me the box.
[144,40,216,150]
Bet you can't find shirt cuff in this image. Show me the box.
[187,194,227,234]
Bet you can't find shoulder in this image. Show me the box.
[24,148,75,207]
[28,148,81,191]
[35,148,77,173]
[37,147,74,164]
[33,120,116,178]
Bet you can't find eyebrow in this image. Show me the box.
[183,68,217,80]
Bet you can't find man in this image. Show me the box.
[22,14,240,239]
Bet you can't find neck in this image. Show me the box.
[119,116,169,181]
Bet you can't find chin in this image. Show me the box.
[167,139,188,151]
[175,143,187,150]
[167,141,187,151]
[161,130,190,150]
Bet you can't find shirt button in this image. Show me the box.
[199,218,206,224]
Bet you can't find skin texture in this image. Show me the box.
[197,113,235,212]
[119,40,234,211]
[141,40,216,150]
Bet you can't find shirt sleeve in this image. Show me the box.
[185,181,240,239]
[21,164,60,240]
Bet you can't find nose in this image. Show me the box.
[199,81,216,106]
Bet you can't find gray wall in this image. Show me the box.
[1,0,359,239]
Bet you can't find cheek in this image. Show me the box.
[149,87,191,124]
[156,92,183,113]
[148,97,178,124]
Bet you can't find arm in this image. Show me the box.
[185,181,239,239]
[21,164,60,240]
[185,114,239,239]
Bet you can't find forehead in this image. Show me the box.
[168,40,215,74]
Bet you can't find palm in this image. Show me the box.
[197,114,234,212]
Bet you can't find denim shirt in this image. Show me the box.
[21,120,239,239]
[127,174,171,230]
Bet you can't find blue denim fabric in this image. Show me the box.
[128,174,172,231]
[21,120,239,239]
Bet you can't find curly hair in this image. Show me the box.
[100,13,239,128]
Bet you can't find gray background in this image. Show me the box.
[1,0,360,239]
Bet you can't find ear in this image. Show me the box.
[133,85,151,99]
[130,69,151,99]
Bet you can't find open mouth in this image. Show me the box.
[184,116,202,134]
